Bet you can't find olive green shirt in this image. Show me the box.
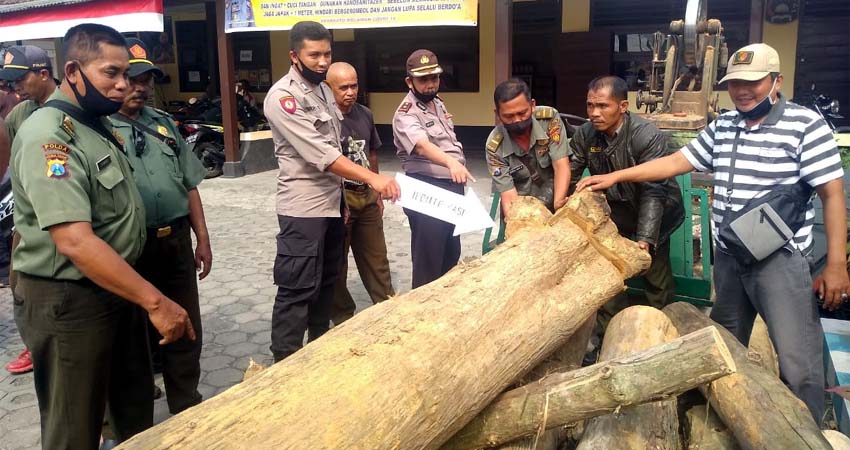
[4,99,40,142]
[111,107,205,228]
[485,106,571,211]
[11,89,146,280]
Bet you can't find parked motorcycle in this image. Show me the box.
[178,95,268,179]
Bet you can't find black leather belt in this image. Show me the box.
[147,216,189,239]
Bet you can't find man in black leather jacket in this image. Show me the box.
[570,76,684,315]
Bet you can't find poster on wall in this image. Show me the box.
[224,0,478,33]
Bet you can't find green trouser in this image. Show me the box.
[13,273,154,450]
[136,217,203,414]
[330,186,395,325]
[598,239,676,330]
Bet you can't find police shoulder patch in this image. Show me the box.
[547,119,561,143]
[398,102,412,113]
[42,143,72,179]
[280,96,297,114]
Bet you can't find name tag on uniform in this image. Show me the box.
[508,165,523,175]
[97,154,112,171]
[425,120,435,128]
[304,105,316,112]
[590,146,602,153]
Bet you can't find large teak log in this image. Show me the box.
[685,405,739,450]
[118,192,647,450]
[500,314,596,450]
[748,315,779,377]
[663,302,831,450]
[440,326,736,449]
[576,306,680,450]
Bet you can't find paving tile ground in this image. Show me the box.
[0,150,493,449]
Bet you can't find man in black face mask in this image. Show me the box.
[10,23,195,448]
[263,21,399,362]
[577,43,849,424]
[393,49,471,288]
[485,78,571,216]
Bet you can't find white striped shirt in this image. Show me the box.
[679,94,843,255]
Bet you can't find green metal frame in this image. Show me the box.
[481,173,714,306]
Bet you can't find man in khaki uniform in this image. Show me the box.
[325,62,395,324]
[10,23,194,449]
[393,49,472,289]
[263,21,399,361]
[112,38,210,415]
[485,78,571,216]
[0,44,59,375]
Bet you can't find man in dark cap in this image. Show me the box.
[392,49,471,288]
[111,37,210,415]
[1,45,57,141]
[1,45,59,375]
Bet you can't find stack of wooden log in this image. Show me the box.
[118,193,847,450]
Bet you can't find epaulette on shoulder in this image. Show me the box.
[534,106,555,120]
[486,132,503,152]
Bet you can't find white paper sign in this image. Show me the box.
[395,173,494,236]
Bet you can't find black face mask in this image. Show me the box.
[504,116,533,135]
[411,85,437,104]
[737,78,778,121]
[296,59,326,85]
[69,65,123,117]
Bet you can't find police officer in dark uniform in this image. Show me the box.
[111,38,210,415]
[10,23,195,449]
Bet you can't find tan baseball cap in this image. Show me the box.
[406,49,443,78]
[719,43,780,83]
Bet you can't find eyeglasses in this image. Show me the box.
[133,127,146,157]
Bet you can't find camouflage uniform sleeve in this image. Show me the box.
[485,130,514,193]
[14,125,91,229]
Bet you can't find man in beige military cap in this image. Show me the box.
[578,43,849,423]
[393,49,471,288]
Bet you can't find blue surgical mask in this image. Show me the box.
[737,77,778,121]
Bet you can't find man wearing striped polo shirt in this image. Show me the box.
[577,43,848,422]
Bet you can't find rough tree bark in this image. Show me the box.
[575,306,680,450]
[117,192,648,450]
[747,315,779,377]
[663,302,832,450]
[823,430,850,450]
[440,326,736,450]
[685,405,739,450]
[498,314,596,450]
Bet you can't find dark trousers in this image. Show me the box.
[271,215,345,362]
[331,187,395,324]
[711,248,825,424]
[136,217,203,414]
[13,273,154,450]
[598,239,676,328]
[403,174,463,289]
